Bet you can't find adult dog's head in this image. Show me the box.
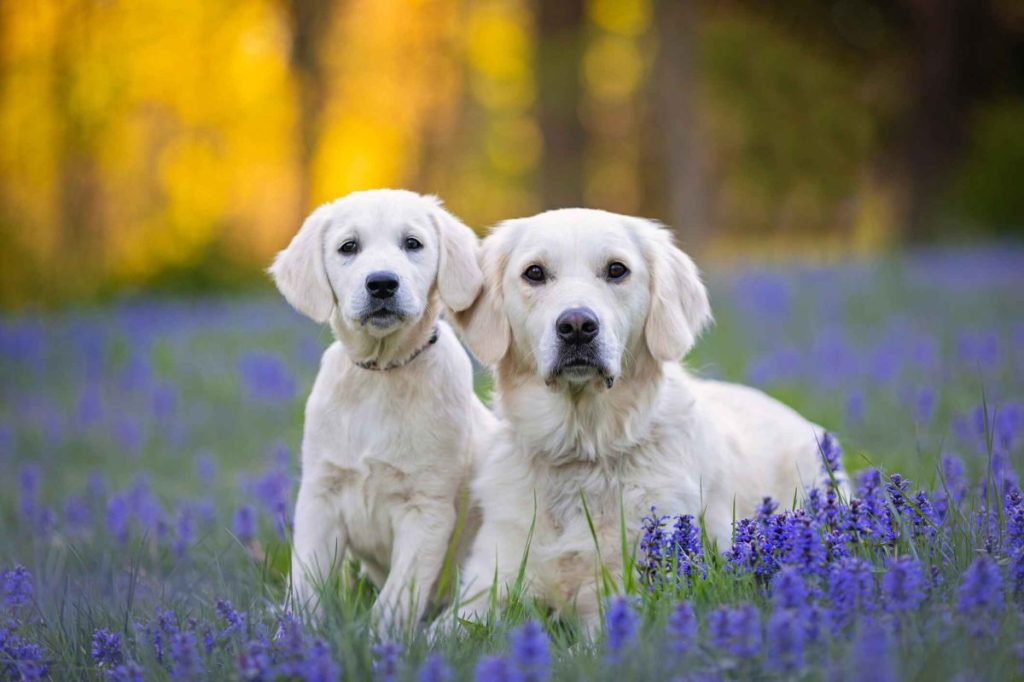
[269,190,482,338]
[458,209,711,391]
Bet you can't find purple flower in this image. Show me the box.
[215,599,245,638]
[91,628,124,668]
[173,506,196,558]
[237,638,271,680]
[639,509,705,586]
[765,607,805,674]
[169,630,203,681]
[417,652,451,682]
[604,597,638,659]
[106,661,145,682]
[509,620,549,682]
[238,352,297,403]
[827,557,876,630]
[475,655,515,682]
[771,566,809,610]
[18,463,39,524]
[817,431,844,479]
[2,565,33,610]
[106,493,131,544]
[709,604,761,659]
[956,553,1004,637]
[301,639,340,682]
[0,624,48,680]
[881,557,926,614]
[666,601,697,656]
[233,505,257,544]
[373,641,402,682]
[850,620,895,682]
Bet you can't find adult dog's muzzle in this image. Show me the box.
[550,307,614,388]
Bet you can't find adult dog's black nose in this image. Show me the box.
[366,271,400,299]
[556,307,600,345]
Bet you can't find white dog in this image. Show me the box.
[269,189,494,633]
[453,209,834,626]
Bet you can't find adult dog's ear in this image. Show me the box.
[268,202,335,323]
[428,197,484,312]
[634,218,712,362]
[454,222,516,365]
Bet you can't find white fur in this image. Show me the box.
[454,209,833,628]
[270,189,495,633]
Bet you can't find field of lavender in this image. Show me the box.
[1,245,1023,681]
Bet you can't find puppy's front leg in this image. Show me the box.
[290,478,346,618]
[372,503,455,636]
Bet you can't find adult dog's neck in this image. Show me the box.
[331,300,440,370]
[496,348,664,466]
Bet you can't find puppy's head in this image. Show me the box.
[458,209,711,390]
[269,189,482,337]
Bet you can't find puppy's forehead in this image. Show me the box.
[330,191,433,233]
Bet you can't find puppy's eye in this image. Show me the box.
[606,261,629,281]
[522,264,547,284]
[404,237,423,251]
[338,240,359,255]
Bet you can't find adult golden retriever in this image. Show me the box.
[453,209,834,627]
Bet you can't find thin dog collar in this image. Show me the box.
[354,326,440,371]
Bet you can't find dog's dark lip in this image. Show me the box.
[359,308,405,327]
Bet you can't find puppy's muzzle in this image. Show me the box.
[366,271,400,299]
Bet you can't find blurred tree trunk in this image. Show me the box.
[904,0,993,241]
[52,0,103,296]
[285,0,337,214]
[536,0,585,208]
[653,0,709,251]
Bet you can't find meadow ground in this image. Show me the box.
[1,245,1023,680]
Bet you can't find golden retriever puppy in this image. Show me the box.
[453,209,833,627]
[270,189,494,633]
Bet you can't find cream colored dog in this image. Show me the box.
[270,189,494,633]
[453,209,832,627]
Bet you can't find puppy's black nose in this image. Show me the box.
[556,307,599,345]
[366,271,399,299]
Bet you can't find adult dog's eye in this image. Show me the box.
[607,261,629,281]
[338,240,359,255]
[404,237,423,251]
[522,264,547,284]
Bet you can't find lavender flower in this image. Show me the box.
[666,601,697,656]
[418,652,451,682]
[91,628,124,668]
[957,554,1004,637]
[765,607,805,674]
[509,620,550,682]
[881,557,926,614]
[373,641,402,682]
[168,630,203,681]
[850,620,895,682]
[233,505,257,544]
[106,661,145,682]
[237,638,271,680]
[604,597,639,659]
[2,565,33,610]
[827,557,876,630]
[709,604,761,659]
[302,639,340,682]
[475,655,515,682]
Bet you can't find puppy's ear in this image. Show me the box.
[268,202,335,323]
[428,198,484,312]
[635,219,712,362]
[454,223,515,365]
